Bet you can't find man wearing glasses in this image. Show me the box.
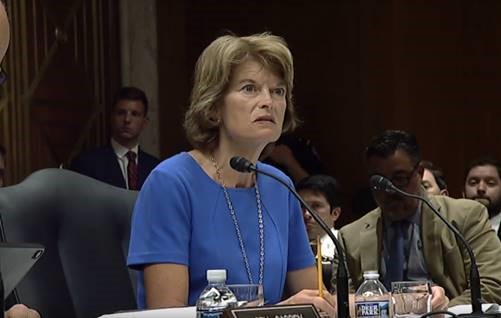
[339,130,501,309]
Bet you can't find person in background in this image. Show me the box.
[339,130,501,308]
[261,135,327,183]
[463,157,501,235]
[0,144,5,187]
[421,160,448,196]
[296,174,341,260]
[0,1,41,317]
[70,86,160,190]
[127,33,335,316]
[297,174,341,293]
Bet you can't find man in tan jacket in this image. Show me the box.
[340,130,501,308]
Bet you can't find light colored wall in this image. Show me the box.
[119,0,160,157]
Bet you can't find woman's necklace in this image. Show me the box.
[209,155,264,286]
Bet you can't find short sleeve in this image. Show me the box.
[127,166,192,268]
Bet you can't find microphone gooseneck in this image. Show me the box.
[370,174,495,318]
[230,156,351,318]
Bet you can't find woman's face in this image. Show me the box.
[218,58,287,149]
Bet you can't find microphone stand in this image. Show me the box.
[231,158,351,318]
[372,176,498,318]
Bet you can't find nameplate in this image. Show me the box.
[222,304,321,318]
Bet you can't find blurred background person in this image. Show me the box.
[297,174,341,293]
[296,174,341,260]
[70,86,160,190]
[127,33,335,316]
[261,134,327,183]
[464,157,501,234]
[421,160,448,196]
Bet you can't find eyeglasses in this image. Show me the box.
[372,161,421,190]
[389,161,421,189]
[0,67,7,86]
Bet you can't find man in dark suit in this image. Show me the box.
[70,86,160,190]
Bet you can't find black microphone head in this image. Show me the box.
[229,156,254,173]
[369,174,395,193]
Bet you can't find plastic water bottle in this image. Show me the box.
[354,270,390,318]
[196,269,238,318]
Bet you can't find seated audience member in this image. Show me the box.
[339,130,501,308]
[261,135,327,183]
[296,174,341,260]
[70,86,160,190]
[127,33,335,316]
[297,174,341,293]
[421,160,448,196]
[0,144,5,187]
[463,157,501,235]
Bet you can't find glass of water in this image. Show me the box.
[227,284,264,307]
[391,281,432,318]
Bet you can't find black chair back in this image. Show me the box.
[0,168,137,318]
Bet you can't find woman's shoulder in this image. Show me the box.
[149,152,207,182]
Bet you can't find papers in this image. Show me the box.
[448,303,500,315]
[98,306,196,318]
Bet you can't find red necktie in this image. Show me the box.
[126,151,138,190]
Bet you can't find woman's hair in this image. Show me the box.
[183,32,299,151]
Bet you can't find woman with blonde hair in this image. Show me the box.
[128,32,335,316]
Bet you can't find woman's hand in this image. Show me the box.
[280,289,336,317]
[431,285,449,311]
[5,304,41,318]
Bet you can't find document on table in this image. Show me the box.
[98,306,196,318]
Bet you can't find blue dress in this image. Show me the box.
[127,152,314,307]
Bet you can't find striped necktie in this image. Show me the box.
[126,151,138,190]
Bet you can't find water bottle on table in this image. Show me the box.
[196,269,237,318]
[355,270,390,318]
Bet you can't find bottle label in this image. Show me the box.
[355,300,390,318]
[197,311,223,318]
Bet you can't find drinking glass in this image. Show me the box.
[227,284,264,307]
[391,281,432,318]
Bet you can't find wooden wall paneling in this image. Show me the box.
[1,0,120,184]
[156,0,501,224]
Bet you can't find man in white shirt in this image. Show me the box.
[70,86,160,190]
[464,157,501,234]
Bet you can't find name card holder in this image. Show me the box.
[223,304,321,318]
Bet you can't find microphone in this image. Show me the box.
[229,156,256,173]
[368,175,395,193]
[370,174,497,318]
[230,156,351,318]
